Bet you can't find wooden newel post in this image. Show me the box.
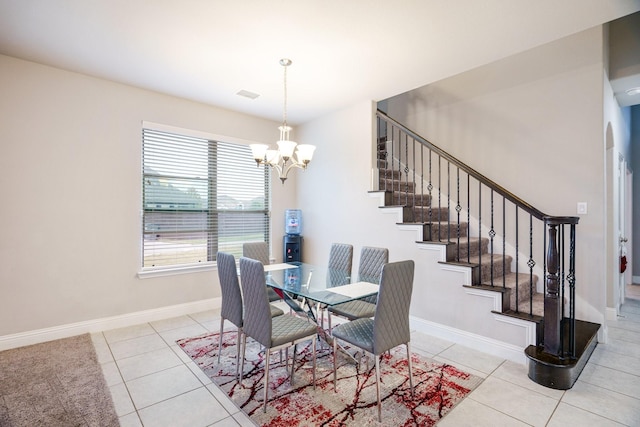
[544,223,562,355]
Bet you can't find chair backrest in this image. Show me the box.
[358,246,389,284]
[327,243,353,287]
[217,252,243,328]
[243,242,270,265]
[238,257,272,347]
[373,260,415,354]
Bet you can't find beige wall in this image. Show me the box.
[0,54,296,337]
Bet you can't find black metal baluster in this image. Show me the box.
[411,137,416,222]
[420,139,424,224]
[503,197,506,289]
[395,127,400,205]
[447,162,451,242]
[529,214,535,315]
[376,115,381,190]
[569,223,577,357]
[490,189,495,286]
[559,223,565,357]
[515,205,519,313]
[428,150,433,240]
[388,124,393,200]
[543,219,547,317]
[467,174,470,263]
[478,181,482,283]
[456,168,461,261]
[438,156,442,241]
[404,133,409,219]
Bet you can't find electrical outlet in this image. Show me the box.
[577,202,587,215]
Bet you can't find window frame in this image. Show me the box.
[138,122,271,278]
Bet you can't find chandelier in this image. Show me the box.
[250,59,316,183]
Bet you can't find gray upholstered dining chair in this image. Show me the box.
[331,259,415,422]
[216,252,284,378]
[327,246,388,331]
[242,241,282,302]
[326,243,353,288]
[242,242,270,265]
[238,257,317,413]
[315,243,353,329]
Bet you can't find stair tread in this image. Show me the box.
[516,292,544,317]
[478,272,538,288]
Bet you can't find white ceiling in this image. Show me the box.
[1,1,639,125]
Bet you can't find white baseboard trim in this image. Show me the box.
[0,298,221,352]
[633,275,640,284]
[605,306,618,322]
[410,316,528,365]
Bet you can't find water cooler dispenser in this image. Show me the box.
[283,209,303,262]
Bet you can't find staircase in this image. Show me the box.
[373,109,599,390]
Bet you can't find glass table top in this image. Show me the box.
[264,262,378,307]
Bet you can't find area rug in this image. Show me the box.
[0,334,119,427]
[177,331,482,426]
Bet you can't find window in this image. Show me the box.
[142,127,270,269]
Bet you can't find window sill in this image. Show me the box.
[137,262,217,279]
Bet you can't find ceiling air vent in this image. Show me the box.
[236,89,260,100]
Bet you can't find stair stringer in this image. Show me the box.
[369,191,538,364]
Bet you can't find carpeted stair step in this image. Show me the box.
[516,291,544,317]
[446,237,489,262]
[467,253,513,284]
[411,206,449,222]
[423,221,469,240]
[388,191,431,207]
[379,168,403,180]
[379,178,416,192]
[478,271,538,311]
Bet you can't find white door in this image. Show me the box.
[618,155,629,307]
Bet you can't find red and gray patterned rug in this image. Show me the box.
[177,330,482,426]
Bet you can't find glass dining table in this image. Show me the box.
[264,262,379,354]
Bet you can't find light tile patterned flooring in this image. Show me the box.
[94,291,640,426]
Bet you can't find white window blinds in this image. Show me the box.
[142,128,270,268]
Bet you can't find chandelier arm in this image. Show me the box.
[270,162,284,178]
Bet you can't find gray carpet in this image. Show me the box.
[0,333,119,427]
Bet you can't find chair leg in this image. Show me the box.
[406,342,414,397]
[332,336,338,391]
[312,336,317,389]
[291,344,297,385]
[328,312,332,333]
[375,355,381,423]
[217,317,225,364]
[235,328,242,379]
[263,348,270,413]
[239,334,247,384]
